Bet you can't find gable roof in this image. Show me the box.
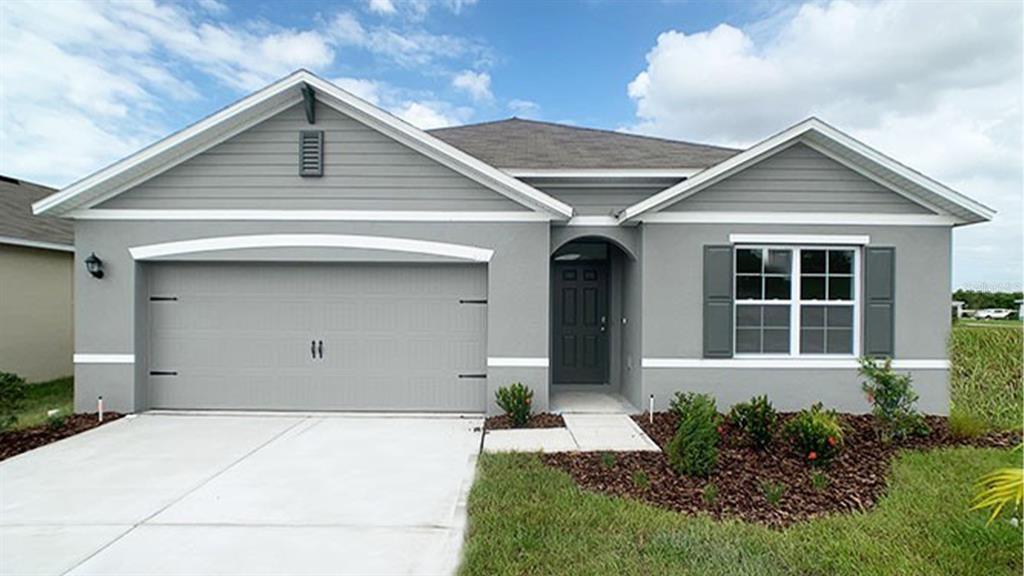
[428,118,739,171]
[618,118,995,225]
[0,176,73,251]
[33,71,573,219]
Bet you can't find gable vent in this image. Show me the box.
[299,130,324,177]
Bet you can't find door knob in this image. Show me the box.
[318,340,324,359]
[311,340,316,359]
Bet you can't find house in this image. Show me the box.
[1,176,74,382]
[32,70,994,416]
[952,300,965,319]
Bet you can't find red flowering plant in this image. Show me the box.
[495,383,533,428]
[783,403,844,466]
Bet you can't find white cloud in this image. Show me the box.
[452,70,492,101]
[329,12,490,69]
[394,101,468,129]
[627,0,1023,288]
[332,77,383,105]
[368,0,397,15]
[508,99,540,117]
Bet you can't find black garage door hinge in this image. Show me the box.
[458,299,487,304]
[149,296,178,302]
[458,373,487,379]
[149,370,178,376]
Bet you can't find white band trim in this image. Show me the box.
[487,357,549,368]
[729,234,870,245]
[69,210,551,223]
[130,234,494,262]
[642,358,949,370]
[74,354,135,364]
[0,236,74,252]
[640,212,958,226]
[564,216,620,227]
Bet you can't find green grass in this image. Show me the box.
[460,448,1022,576]
[950,323,1023,431]
[12,376,74,430]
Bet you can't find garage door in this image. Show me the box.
[147,262,487,411]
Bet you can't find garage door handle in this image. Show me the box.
[311,340,316,359]
[318,340,324,359]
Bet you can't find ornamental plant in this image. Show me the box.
[783,402,844,465]
[0,371,27,432]
[858,357,929,443]
[666,392,721,477]
[728,395,778,450]
[494,382,533,427]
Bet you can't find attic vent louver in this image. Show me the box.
[299,130,324,177]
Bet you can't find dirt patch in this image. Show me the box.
[541,412,1019,527]
[0,413,124,462]
[485,412,566,430]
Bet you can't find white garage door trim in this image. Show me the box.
[130,234,494,262]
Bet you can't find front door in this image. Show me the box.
[552,262,609,384]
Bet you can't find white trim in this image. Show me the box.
[642,358,949,369]
[639,212,959,226]
[487,357,549,368]
[74,354,135,364]
[129,234,494,262]
[563,216,620,227]
[729,234,870,245]
[618,117,994,224]
[69,209,552,222]
[33,70,574,219]
[0,236,74,252]
[505,168,700,178]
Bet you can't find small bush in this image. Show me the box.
[811,471,830,491]
[728,395,777,450]
[761,480,785,506]
[0,372,27,431]
[495,383,533,428]
[859,357,929,443]
[666,392,720,477]
[46,411,67,431]
[701,483,718,506]
[632,470,650,491]
[949,411,989,439]
[600,452,616,469]
[783,402,844,465]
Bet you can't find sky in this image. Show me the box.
[0,0,1020,289]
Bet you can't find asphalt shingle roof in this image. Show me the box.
[0,176,73,247]
[428,118,740,170]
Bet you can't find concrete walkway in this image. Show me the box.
[0,412,483,576]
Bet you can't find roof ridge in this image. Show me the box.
[430,117,741,152]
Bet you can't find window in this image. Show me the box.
[734,246,859,356]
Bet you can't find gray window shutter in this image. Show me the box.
[299,130,323,177]
[703,245,734,358]
[863,247,895,357]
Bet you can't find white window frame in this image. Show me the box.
[733,244,861,358]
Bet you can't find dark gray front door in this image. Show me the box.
[553,262,609,384]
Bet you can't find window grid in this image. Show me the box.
[734,245,860,357]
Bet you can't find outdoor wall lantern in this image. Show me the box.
[84,253,104,279]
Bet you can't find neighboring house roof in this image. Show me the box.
[618,117,995,225]
[428,118,739,171]
[33,70,574,219]
[0,175,73,251]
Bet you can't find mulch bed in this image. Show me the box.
[485,412,566,430]
[541,412,1020,527]
[0,413,123,462]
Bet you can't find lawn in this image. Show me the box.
[12,376,74,430]
[461,448,1021,576]
[950,323,1023,431]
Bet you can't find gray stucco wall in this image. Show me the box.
[640,222,952,414]
[667,143,932,214]
[73,220,550,414]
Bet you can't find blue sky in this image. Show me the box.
[1,0,1021,289]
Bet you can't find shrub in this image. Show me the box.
[0,372,27,431]
[728,395,777,450]
[701,483,718,506]
[494,383,533,428]
[600,452,616,469]
[666,392,720,477]
[859,357,929,443]
[45,409,67,431]
[783,402,844,465]
[811,471,830,491]
[949,411,988,440]
[761,480,785,506]
[632,470,650,491]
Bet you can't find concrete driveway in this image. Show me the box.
[0,413,484,576]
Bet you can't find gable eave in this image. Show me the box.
[618,118,995,226]
[34,70,573,219]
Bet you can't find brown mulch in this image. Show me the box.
[0,413,124,462]
[541,412,1020,528]
[485,412,566,430]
